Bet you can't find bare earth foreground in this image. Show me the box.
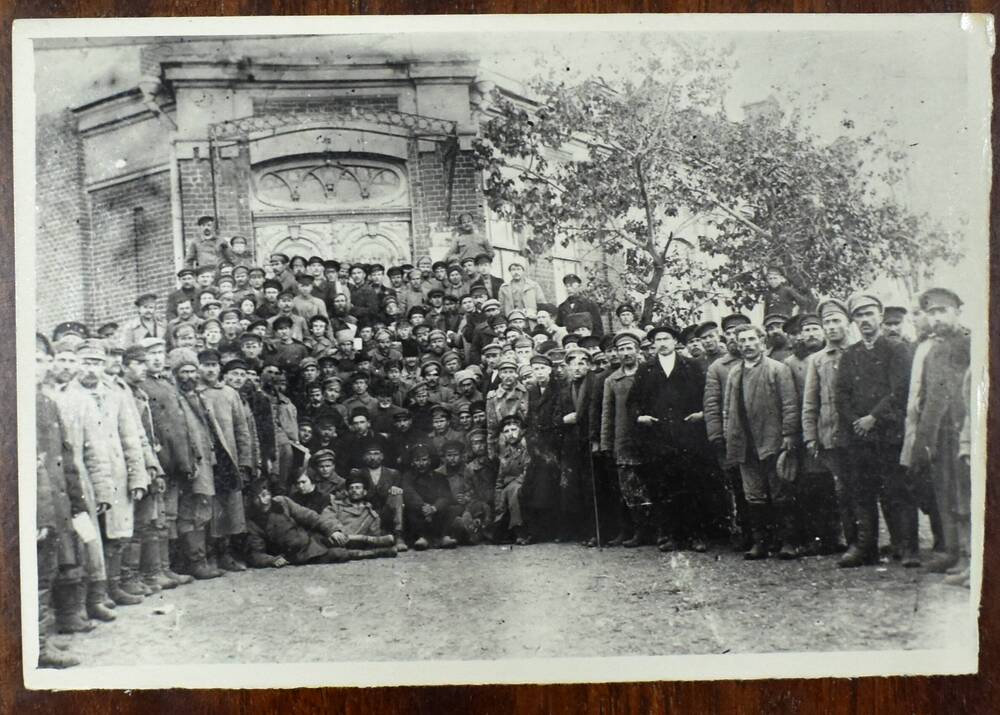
[66,541,972,666]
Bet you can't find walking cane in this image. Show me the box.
[587,443,602,550]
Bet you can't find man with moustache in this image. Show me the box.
[834,294,915,568]
[803,299,856,553]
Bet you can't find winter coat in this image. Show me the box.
[600,367,642,465]
[141,373,200,479]
[485,382,530,460]
[626,354,707,462]
[81,379,148,540]
[119,316,168,349]
[909,329,970,469]
[246,496,340,566]
[555,295,605,336]
[835,336,912,448]
[522,378,562,510]
[323,498,383,537]
[801,344,846,451]
[198,382,253,472]
[703,353,740,445]
[499,278,546,318]
[37,391,87,572]
[722,357,799,466]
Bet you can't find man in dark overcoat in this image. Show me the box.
[626,324,711,552]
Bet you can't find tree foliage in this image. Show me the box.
[473,39,962,325]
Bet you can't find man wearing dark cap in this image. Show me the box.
[695,321,726,367]
[556,274,604,336]
[763,312,792,362]
[615,304,638,332]
[881,306,908,342]
[472,253,504,299]
[167,268,199,320]
[680,325,703,360]
[401,443,460,550]
[436,439,490,544]
[53,321,90,342]
[783,313,842,555]
[270,315,310,372]
[600,331,652,546]
[628,324,712,552]
[184,215,221,268]
[197,348,254,572]
[835,293,916,568]
[763,265,814,317]
[268,252,299,295]
[803,298,856,555]
[355,439,408,551]
[292,274,329,321]
[907,287,970,578]
[121,293,167,348]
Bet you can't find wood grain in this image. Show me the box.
[1,2,996,711]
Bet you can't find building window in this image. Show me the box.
[252,155,409,212]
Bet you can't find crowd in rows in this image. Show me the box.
[33,217,973,668]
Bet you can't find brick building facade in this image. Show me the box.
[35,43,588,334]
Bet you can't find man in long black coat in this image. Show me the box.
[835,294,915,567]
[626,325,711,552]
[523,355,562,540]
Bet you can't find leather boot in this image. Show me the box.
[120,538,152,596]
[216,537,248,572]
[743,504,769,560]
[183,529,224,580]
[776,504,800,560]
[38,588,79,669]
[393,532,409,553]
[839,498,879,568]
[142,535,179,590]
[85,581,116,622]
[898,505,922,567]
[346,547,396,560]
[54,582,95,634]
[160,538,193,585]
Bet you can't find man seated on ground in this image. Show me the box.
[355,440,408,552]
[438,439,491,544]
[401,443,462,551]
[245,482,368,567]
[322,474,398,558]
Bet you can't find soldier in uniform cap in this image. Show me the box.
[499,259,546,320]
[53,321,90,342]
[401,443,461,550]
[695,321,726,366]
[485,355,529,461]
[167,268,199,319]
[680,325,703,360]
[615,304,638,331]
[490,414,532,544]
[835,292,916,567]
[184,215,221,268]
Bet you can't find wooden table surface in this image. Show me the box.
[0,2,996,711]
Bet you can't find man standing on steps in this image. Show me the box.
[835,294,915,568]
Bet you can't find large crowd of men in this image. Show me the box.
[33,216,973,668]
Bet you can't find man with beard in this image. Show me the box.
[485,357,529,462]
[401,443,460,550]
[327,293,358,335]
[908,288,971,579]
[387,407,426,471]
[319,260,352,315]
[763,313,793,362]
[354,440,408,551]
[600,331,651,546]
[835,294,915,568]
[339,407,392,474]
[721,324,799,560]
[197,350,253,572]
[803,299,856,554]
[783,314,842,555]
[627,325,710,553]
[71,340,148,622]
[420,359,455,406]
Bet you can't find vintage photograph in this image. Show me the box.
[14,14,992,689]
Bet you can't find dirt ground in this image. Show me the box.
[65,539,972,666]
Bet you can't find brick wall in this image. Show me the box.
[87,171,174,326]
[413,148,485,258]
[36,110,90,332]
[252,96,399,114]
[177,154,217,259]
[213,142,254,251]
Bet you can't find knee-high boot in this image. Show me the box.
[54,581,95,634]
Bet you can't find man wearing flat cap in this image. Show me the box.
[628,324,712,553]
[167,268,199,320]
[292,274,328,322]
[695,321,727,367]
[599,330,653,546]
[499,259,546,320]
[762,312,792,363]
[556,274,605,337]
[835,292,916,567]
[881,306,908,343]
[485,356,529,461]
[782,313,843,554]
[906,287,970,579]
[120,293,167,348]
